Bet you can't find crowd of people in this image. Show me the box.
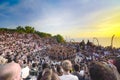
[0,32,120,80]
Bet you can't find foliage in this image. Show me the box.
[25,26,35,33]
[16,26,35,33]
[0,28,16,32]
[16,26,25,33]
[35,31,52,38]
[0,26,65,43]
[53,34,65,43]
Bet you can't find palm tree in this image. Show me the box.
[111,34,115,48]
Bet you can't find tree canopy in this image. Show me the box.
[16,26,25,33]
[35,31,52,38]
[53,34,65,43]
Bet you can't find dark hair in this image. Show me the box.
[56,65,63,76]
[89,62,117,80]
[73,64,80,72]
[32,63,37,68]
[114,57,120,74]
[56,65,61,73]
[40,68,52,80]
[42,63,50,70]
[0,72,13,80]
[41,68,60,80]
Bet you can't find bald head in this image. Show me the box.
[0,62,21,80]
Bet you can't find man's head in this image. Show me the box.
[89,61,117,80]
[62,60,72,72]
[0,62,21,80]
[42,63,50,70]
[73,64,80,72]
[114,57,120,74]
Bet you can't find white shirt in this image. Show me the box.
[21,66,30,78]
[80,70,85,77]
[60,74,78,80]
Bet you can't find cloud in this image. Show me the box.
[0,0,120,38]
[0,0,44,27]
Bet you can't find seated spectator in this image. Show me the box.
[21,65,30,79]
[0,56,8,65]
[60,60,78,80]
[30,63,38,76]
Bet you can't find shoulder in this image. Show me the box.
[60,74,79,80]
[70,74,79,79]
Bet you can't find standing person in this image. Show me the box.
[72,64,84,80]
[60,60,79,80]
[40,68,52,80]
[56,65,63,76]
[0,62,22,80]
[40,68,60,80]
[37,63,50,80]
[89,61,117,80]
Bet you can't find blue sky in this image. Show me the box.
[0,0,120,38]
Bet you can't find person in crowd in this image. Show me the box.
[72,64,84,80]
[21,65,30,79]
[0,56,8,65]
[0,62,22,80]
[114,57,120,74]
[108,58,120,80]
[60,60,79,80]
[52,71,61,80]
[0,32,120,80]
[40,68,60,80]
[40,68,52,80]
[37,63,50,80]
[89,61,117,80]
[56,65,63,76]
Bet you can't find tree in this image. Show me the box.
[16,26,25,33]
[0,28,8,31]
[25,26,35,33]
[53,34,65,43]
[35,31,52,38]
[0,28,16,33]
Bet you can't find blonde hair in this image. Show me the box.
[0,56,8,64]
[62,60,72,72]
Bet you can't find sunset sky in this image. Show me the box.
[0,0,120,38]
